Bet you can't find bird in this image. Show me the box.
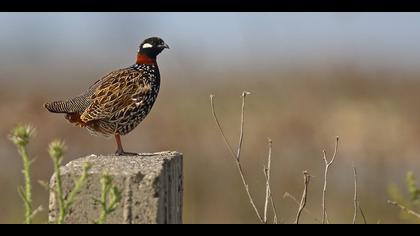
[44,37,169,155]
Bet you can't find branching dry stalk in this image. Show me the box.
[283,192,321,223]
[209,94,236,158]
[321,136,339,224]
[295,171,311,224]
[263,138,278,224]
[387,200,420,219]
[210,92,263,223]
[263,170,279,224]
[209,93,356,224]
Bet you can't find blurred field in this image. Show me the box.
[1,13,420,224]
[2,67,420,223]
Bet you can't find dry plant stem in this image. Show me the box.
[322,137,339,224]
[262,139,278,224]
[387,200,420,219]
[235,160,263,222]
[209,94,236,158]
[236,92,250,161]
[209,92,263,223]
[283,192,321,223]
[353,166,358,224]
[359,205,367,224]
[263,138,272,223]
[295,171,311,224]
[270,194,278,224]
[263,171,278,224]
[352,165,367,224]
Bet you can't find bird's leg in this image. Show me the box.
[114,134,138,156]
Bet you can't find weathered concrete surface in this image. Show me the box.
[49,151,183,224]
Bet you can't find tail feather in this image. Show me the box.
[44,96,91,114]
[44,100,70,113]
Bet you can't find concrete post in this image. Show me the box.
[48,151,183,224]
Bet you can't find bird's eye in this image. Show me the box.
[142,43,153,48]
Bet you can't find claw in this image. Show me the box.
[115,150,139,156]
[114,134,138,156]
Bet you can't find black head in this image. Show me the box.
[138,37,169,58]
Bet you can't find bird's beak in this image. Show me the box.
[159,43,169,49]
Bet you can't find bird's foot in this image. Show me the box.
[115,150,139,156]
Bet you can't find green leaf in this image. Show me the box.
[406,172,419,201]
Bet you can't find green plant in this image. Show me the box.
[8,124,42,224]
[10,124,127,224]
[49,140,92,224]
[94,173,122,224]
[388,171,420,222]
[406,172,420,204]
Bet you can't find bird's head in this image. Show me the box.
[138,37,169,59]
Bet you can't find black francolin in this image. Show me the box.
[44,37,169,155]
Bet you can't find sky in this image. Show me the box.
[1,12,420,83]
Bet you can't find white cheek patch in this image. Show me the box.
[142,43,153,48]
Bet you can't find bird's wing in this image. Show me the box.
[80,67,151,123]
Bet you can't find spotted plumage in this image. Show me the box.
[44,37,169,155]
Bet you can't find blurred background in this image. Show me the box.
[1,12,420,223]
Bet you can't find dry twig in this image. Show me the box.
[210,94,236,158]
[263,138,278,223]
[263,171,279,224]
[321,136,339,224]
[352,166,358,224]
[236,92,249,161]
[295,171,311,224]
[210,92,263,223]
[387,200,420,219]
[352,165,367,224]
[359,204,367,224]
[283,192,321,223]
